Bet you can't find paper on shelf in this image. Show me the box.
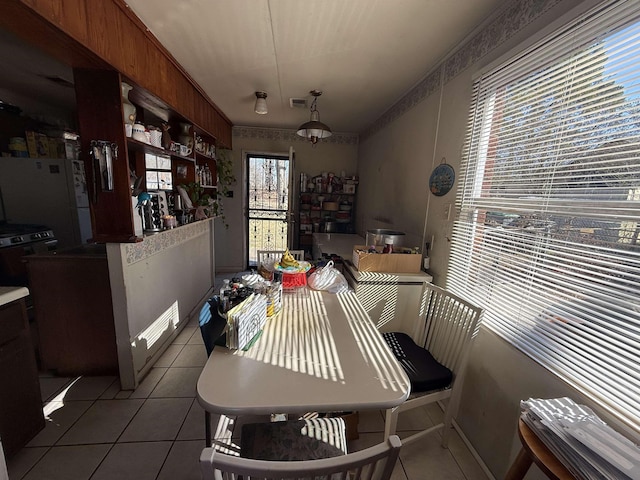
[521,397,639,480]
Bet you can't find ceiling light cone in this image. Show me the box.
[254,92,268,114]
[296,120,332,139]
[297,90,332,143]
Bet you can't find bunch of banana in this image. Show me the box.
[280,249,300,269]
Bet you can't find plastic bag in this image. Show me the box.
[308,260,350,293]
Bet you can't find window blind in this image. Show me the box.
[449,0,640,433]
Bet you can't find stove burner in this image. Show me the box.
[0,223,56,249]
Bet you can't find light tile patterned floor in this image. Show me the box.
[6,277,492,480]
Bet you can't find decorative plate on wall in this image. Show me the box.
[429,161,455,196]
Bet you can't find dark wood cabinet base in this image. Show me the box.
[0,298,45,458]
[26,248,118,376]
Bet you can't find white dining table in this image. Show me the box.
[196,289,410,435]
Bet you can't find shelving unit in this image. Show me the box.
[297,176,357,252]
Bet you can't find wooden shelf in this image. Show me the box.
[126,137,196,162]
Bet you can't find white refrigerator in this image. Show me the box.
[0,157,92,248]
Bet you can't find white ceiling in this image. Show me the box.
[125,0,507,134]
[0,1,508,134]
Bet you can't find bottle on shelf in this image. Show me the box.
[220,279,231,312]
[382,236,394,254]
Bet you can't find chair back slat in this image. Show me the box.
[420,283,483,375]
[257,250,304,267]
[201,435,402,480]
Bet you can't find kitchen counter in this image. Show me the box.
[343,260,432,336]
[312,233,365,260]
[0,286,29,307]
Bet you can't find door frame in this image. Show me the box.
[243,149,295,268]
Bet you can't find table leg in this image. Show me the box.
[504,447,533,480]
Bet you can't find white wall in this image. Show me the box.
[107,219,215,389]
[357,0,606,478]
[215,128,359,272]
[357,92,440,255]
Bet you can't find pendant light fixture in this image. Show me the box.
[254,91,268,115]
[296,90,332,144]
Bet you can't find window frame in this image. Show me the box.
[449,0,640,435]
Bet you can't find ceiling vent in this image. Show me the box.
[289,98,307,109]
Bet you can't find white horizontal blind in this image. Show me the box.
[449,0,640,433]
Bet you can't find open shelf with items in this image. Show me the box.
[194,140,218,191]
[296,173,358,252]
[121,80,226,235]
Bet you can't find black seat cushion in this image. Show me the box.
[241,418,347,461]
[383,332,452,393]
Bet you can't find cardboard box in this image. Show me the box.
[25,131,38,157]
[35,133,50,157]
[352,245,422,273]
[343,184,356,194]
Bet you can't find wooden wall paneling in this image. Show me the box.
[112,4,143,79]
[85,1,127,72]
[10,0,233,155]
[177,75,196,123]
[144,43,174,107]
[22,0,90,43]
[1,1,105,69]
[74,68,138,242]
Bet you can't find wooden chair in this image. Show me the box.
[383,283,483,446]
[200,434,402,480]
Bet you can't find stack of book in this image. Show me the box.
[521,397,640,480]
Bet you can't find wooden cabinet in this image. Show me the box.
[0,292,44,458]
[1,0,233,243]
[73,69,225,241]
[3,0,232,148]
[25,245,118,376]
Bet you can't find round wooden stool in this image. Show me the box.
[504,417,577,480]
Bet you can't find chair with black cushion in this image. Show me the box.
[383,283,483,446]
[240,416,347,462]
[200,434,402,480]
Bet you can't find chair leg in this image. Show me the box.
[439,406,455,448]
[205,411,212,447]
[384,407,399,439]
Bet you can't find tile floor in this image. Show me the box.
[6,277,492,480]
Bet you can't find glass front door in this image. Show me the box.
[246,152,294,266]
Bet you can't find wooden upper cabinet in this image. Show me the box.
[1,0,234,242]
[7,0,232,148]
[74,69,136,243]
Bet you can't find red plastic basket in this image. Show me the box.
[282,271,307,288]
